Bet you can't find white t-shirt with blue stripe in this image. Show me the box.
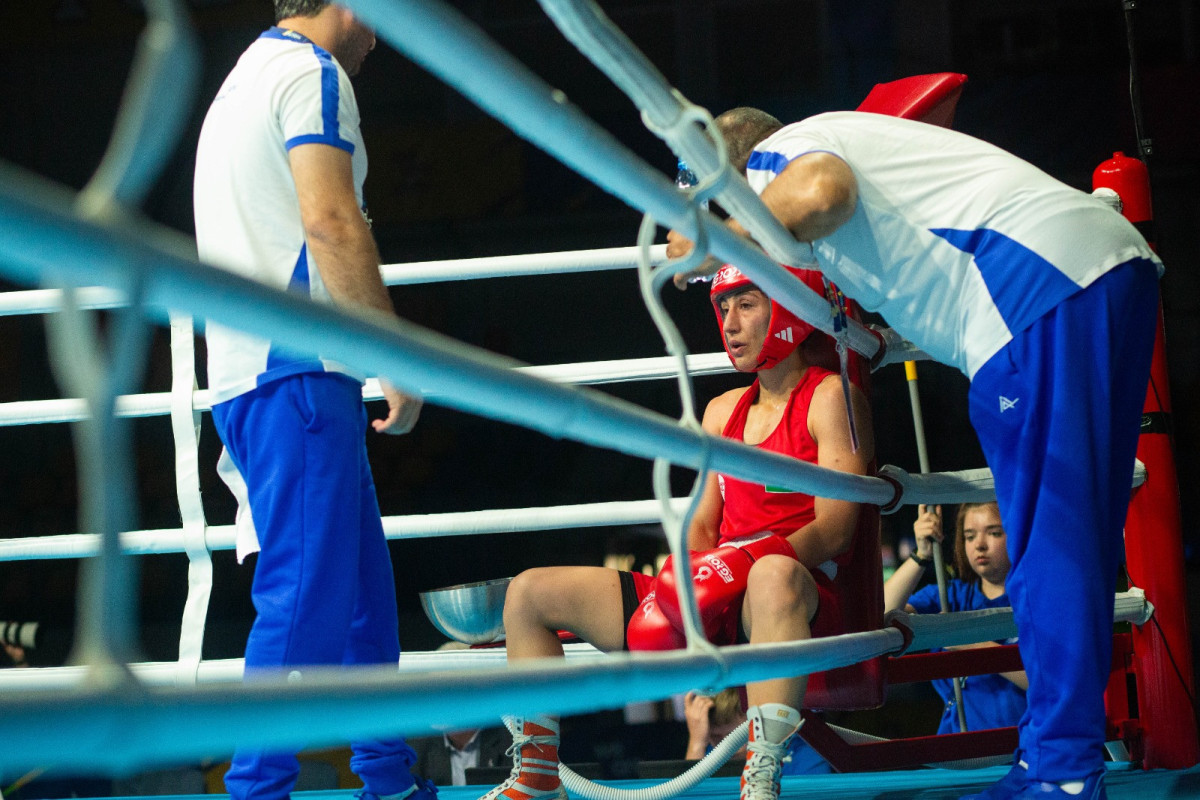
[195,27,368,404]
[746,112,1162,377]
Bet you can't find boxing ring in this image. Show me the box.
[0,0,1195,796]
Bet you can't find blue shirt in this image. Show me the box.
[781,735,832,775]
[909,581,1027,734]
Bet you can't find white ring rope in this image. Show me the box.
[0,353,735,426]
[380,245,664,285]
[0,465,1145,560]
[0,246,666,318]
[0,285,127,317]
[0,589,1153,694]
[0,500,685,560]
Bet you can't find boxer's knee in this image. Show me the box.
[504,568,557,627]
[746,556,814,619]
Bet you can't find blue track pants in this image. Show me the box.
[968,258,1158,781]
[213,373,417,800]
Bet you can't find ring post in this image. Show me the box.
[1094,150,1200,768]
[905,360,968,732]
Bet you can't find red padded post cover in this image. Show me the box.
[855,72,968,128]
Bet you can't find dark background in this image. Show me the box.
[0,0,1196,732]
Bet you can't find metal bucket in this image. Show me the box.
[418,577,513,645]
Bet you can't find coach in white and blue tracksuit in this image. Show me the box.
[668,108,1159,800]
[194,5,429,800]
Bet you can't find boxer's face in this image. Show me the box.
[718,288,771,372]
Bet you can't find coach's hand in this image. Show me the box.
[374,380,422,435]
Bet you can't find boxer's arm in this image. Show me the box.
[687,474,723,552]
[786,376,874,566]
[686,390,742,551]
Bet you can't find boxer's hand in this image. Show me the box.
[627,588,687,651]
[654,535,797,642]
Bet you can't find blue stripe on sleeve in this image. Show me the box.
[931,227,1083,335]
[279,43,356,153]
[317,50,343,144]
[746,150,791,176]
[285,133,355,153]
[260,27,311,44]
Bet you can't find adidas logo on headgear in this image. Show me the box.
[773,327,793,343]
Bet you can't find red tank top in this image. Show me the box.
[717,366,832,545]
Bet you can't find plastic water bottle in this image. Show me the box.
[676,159,699,191]
[675,160,709,210]
[675,160,712,282]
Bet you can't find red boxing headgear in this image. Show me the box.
[710,264,826,372]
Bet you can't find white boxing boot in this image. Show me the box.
[740,704,802,800]
[478,715,567,800]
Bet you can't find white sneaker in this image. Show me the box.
[478,715,567,800]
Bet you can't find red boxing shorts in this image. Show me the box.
[620,535,842,650]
